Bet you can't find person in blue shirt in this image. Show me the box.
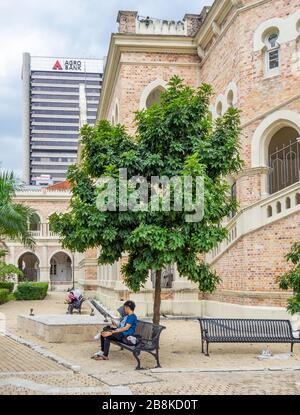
[94,300,137,361]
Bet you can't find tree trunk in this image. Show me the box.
[153,269,162,325]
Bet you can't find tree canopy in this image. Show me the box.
[278,242,300,314]
[50,76,242,323]
[0,171,36,249]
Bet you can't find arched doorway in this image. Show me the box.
[268,126,300,193]
[49,252,72,286]
[18,252,40,282]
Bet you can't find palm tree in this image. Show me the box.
[0,171,36,249]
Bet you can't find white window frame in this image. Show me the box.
[264,33,280,78]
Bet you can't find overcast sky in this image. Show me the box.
[0,0,213,178]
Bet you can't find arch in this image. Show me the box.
[286,197,291,209]
[216,101,223,116]
[114,99,119,124]
[28,213,41,232]
[276,201,282,214]
[225,81,238,108]
[18,251,40,282]
[49,249,73,263]
[215,93,226,116]
[296,193,300,205]
[251,110,300,168]
[49,251,72,283]
[253,10,300,52]
[267,205,273,217]
[139,79,167,110]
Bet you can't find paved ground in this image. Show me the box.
[1,292,300,395]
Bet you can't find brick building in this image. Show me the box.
[78,0,300,318]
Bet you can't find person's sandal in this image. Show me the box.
[91,351,104,359]
[94,355,109,361]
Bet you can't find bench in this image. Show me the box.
[111,320,166,370]
[70,297,85,314]
[198,318,300,356]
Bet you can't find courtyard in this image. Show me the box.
[1,292,300,395]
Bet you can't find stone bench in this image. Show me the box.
[18,314,107,343]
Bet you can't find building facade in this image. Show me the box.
[22,53,103,185]
[77,0,300,318]
[5,183,88,291]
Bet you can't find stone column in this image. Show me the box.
[172,263,198,290]
[237,166,271,209]
[39,246,49,283]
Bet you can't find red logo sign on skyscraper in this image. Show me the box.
[52,60,63,70]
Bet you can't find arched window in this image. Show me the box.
[115,103,119,124]
[227,90,234,108]
[146,86,164,109]
[265,31,280,73]
[268,126,299,193]
[216,101,223,116]
[139,79,167,110]
[28,213,41,232]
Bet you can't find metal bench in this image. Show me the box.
[69,297,85,314]
[110,320,166,370]
[198,318,300,356]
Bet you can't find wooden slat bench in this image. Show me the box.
[198,318,300,356]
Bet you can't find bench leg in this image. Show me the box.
[133,350,142,370]
[205,341,210,357]
[201,339,204,354]
[291,342,294,353]
[155,348,161,368]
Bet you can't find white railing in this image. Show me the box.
[207,181,300,264]
[29,223,58,239]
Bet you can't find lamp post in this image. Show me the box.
[72,251,75,290]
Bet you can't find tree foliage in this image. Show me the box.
[0,249,23,282]
[0,171,36,248]
[278,242,300,314]
[50,76,242,321]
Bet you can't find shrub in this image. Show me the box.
[278,242,300,314]
[0,281,14,293]
[0,288,9,305]
[15,282,48,301]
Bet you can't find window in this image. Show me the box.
[265,32,280,73]
[227,90,234,107]
[28,213,41,231]
[50,259,57,276]
[216,101,222,116]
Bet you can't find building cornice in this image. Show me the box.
[97,0,275,122]
[14,190,71,201]
[196,0,273,65]
[97,33,197,121]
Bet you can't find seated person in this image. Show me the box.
[64,288,83,314]
[92,300,137,361]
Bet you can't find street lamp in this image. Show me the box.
[72,251,75,290]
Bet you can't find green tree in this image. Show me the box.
[0,249,23,282]
[50,77,242,324]
[278,242,300,314]
[0,171,35,248]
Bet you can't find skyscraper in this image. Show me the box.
[22,53,103,185]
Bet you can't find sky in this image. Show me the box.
[0,0,213,178]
